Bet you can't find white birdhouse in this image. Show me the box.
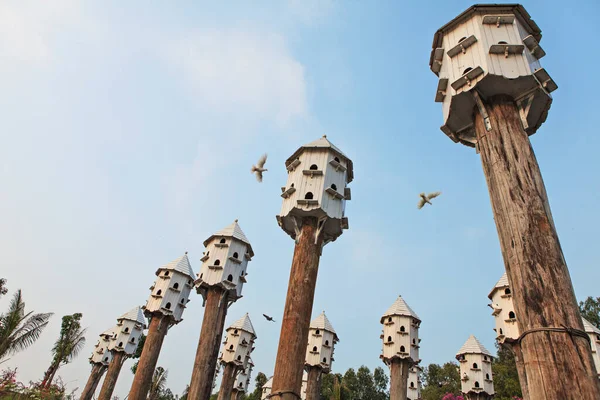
[261,372,307,400]
[220,314,257,367]
[107,306,147,355]
[456,335,495,396]
[488,273,520,343]
[234,357,254,393]
[407,366,422,400]
[196,220,254,303]
[277,136,353,246]
[144,253,195,323]
[305,311,339,373]
[89,327,115,366]
[430,4,556,147]
[380,296,421,365]
[582,318,600,379]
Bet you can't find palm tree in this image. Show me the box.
[148,366,168,400]
[41,313,86,388]
[0,290,53,362]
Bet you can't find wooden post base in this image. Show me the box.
[79,363,106,400]
[474,95,600,399]
[389,359,409,400]
[128,314,170,400]
[271,217,323,400]
[98,351,126,400]
[305,366,322,400]
[217,363,239,400]
[188,287,230,400]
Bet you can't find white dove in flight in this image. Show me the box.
[417,191,442,209]
[251,154,268,182]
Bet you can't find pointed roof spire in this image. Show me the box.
[488,272,510,299]
[227,313,257,338]
[582,318,600,335]
[285,136,354,183]
[157,253,195,279]
[310,311,339,341]
[381,295,421,323]
[118,306,147,327]
[456,335,493,357]
[204,220,254,257]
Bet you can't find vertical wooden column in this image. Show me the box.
[79,363,106,400]
[128,314,170,400]
[188,287,229,400]
[271,218,323,400]
[508,343,529,400]
[474,95,600,399]
[217,363,238,400]
[389,359,409,400]
[230,389,242,400]
[98,352,126,400]
[305,367,322,400]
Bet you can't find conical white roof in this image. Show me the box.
[204,220,254,257]
[381,296,420,323]
[263,377,273,389]
[456,335,493,357]
[157,253,195,279]
[285,135,354,183]
[488,272,509,299]
[227,313,257,338]
[310,312,339,341]
[100,326,116,338]
[582,318,600,335]
[118,306,147,327]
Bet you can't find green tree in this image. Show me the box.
[421,362,461,400]
[0,278,7,298]
[579,296,600,329]
[130,333,147,374]
[245,371,268,400]
[372,367,389,400]
[41,313,86,388]
[149,366,169,400]
[0,289,53,362]
[341,368,359,399]
[180,385,189,400]
[492,343,523,400]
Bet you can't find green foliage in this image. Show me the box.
[130,333,147,374]
[149,366,169,400]
[0,290,53,361]
[42,313,86,388]
[579,296,600,329]
[244,371,268,400]
[0,368,76,400]
[0,279,7,298]
[421,362,461,400]
[492,343,523,400]
[319,365,387,400]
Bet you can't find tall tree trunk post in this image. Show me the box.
[128,314,170,400]
[80,363,107,400]
[389,359,409,400]
[187,287,229,400]
[270,218,323,400]
[507,342,529,400]
[98,351,127,400]
[305,366,322,400]
[217,362,239,400]
[474,96,600,399]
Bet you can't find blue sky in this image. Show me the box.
[1,0,599,397]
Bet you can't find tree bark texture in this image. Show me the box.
[230,389,243,400]
[389,359,409,400]
[305,367,322,400]
[474,95,600,399]
[271,218,323,400]
[509,342,530,400]
[217,363,239,400]
[188,287,229,400]
[98,351,126,400]
[128,314,170,400]
[79,363,107,400]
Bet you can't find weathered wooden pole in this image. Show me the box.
[305,367,321,400]
[304,312,338,400]
[188,221,254,400]
[431,4,600,399]
[98,351,127,400]
[79,363,107,400]
[217,363,239,400]
[128,255,195,400]
[389,360,409,400]
[271,136,353,400]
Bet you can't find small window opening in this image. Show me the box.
[214,259,221,266]
[331,183,337,191]
[227,274,233,282]
[486,373,490,380]
[325,340,329,346]
[410,382,414,388]
[165,302,171,309]
[200,273,203,279]
[181,298,185,304]
[291,183,295,188]
[220,238,226,244]
[463,67,473,75]
[156,289,162,296]
[334,157,340,163]
[130,337,135,343]
[509,311,516,319]
[173,282,179,289]
[387,336,392,342]
[315,329,320,335]
[472,363,478,369]
[322,357,327,363]
[124,327,129,333]
[104,357,109,362]
[234,329,238,334]
[505,288,511,295]
[400,345,406,352]
[305,192,314,200]
[388,317,392,323]
[400,326,406,332]
[237,355,242,361]
[498,41,507,44]
[458,37,467,43]
[313,346,318,352]
[229,344,234,350]
[164,271,170,276]
[412,338,416,344]
[475,381,480,388]
[309,164,318,170]
[187,279,192,285]
[118,342,123,347]
[484,356,488,361]
[499,328,503,335]
[239,383,243,387]
[233,252,239,259]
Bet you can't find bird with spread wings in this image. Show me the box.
[417,191,442,209]
[251,154,268,182]
[263,314,275,322]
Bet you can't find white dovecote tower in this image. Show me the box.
[488,273,519,343]
[89,328,115,367]
[145,253,195,323]
[233,357,254,395]
[456,335,494,398]
[196,220,254,303]
[262,373,308,400]
[380,296,421,365]
[407,366,422,400]
[277,135,353,246]
[108,307,147,355]
[429,4,556,147]
[306,311,339,373]
[582,318,600,380]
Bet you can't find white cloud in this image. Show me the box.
[164,29,308,126]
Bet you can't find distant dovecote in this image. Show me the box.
[582,318,600,379]
[89,328,115,366]
[380,296,421,365]
[262,373,308,400]
[234,357,254,393]
[407,366,422,400]
[305,312,339,373]
[456,335,495,397]
[219,314,257,368]
[488,273,519,343]
[107,307,147,355]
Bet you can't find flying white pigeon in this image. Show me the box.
[251,154,268,182]
[417,191,442,209]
